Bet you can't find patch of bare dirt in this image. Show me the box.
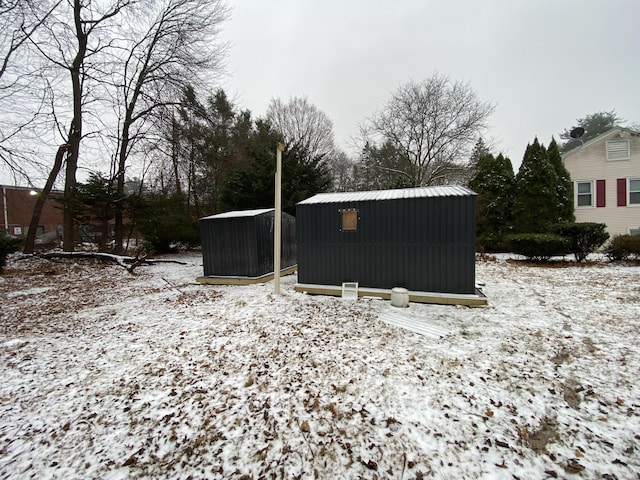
[526,416,560,454]
[562,381,582,410]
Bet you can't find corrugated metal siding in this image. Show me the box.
[296,189,476,294]
[281,214,297,269]
[200,210,296,277]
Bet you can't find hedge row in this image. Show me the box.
[481,223,640,262]
[498,222,610,262]
[507,234,570,261]
[604,234,640,261]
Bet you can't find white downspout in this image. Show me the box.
[2,186,8,233]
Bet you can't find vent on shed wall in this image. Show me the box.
[341,209,358,231]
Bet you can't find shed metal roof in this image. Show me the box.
[200,208,274,220]
[298,185,475,205]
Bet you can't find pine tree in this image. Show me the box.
[355,141,413,191]
[133,192,199,253]
[513,138,559,234]
[219,121,331,216]
[547,137,575,224]
[469,152,515,250]
[75,173,118,251]
[467,137,491,180]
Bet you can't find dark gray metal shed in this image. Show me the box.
[198,208,296,281]
[295,186,483,304]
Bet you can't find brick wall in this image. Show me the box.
[1,185,64,237]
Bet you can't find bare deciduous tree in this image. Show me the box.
[0,0,61,178]
[110,0,230,251]
[63,0,130,251]
[25,0,131,251]
[266,96,336,162]
[361,73,495,187]
[23,142,69,253]
[327,150,356,192]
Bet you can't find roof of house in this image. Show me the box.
[200,208,274,220]
[0,185,64,194]
[298,185,475,205]
[562,127,640,158]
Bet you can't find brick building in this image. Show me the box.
[0,185,64,238]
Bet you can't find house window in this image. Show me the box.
[629,227,640,236]
[341,209,358,231]
[576,181,593,207]
[606,140,630,161]
[629,179,640,205]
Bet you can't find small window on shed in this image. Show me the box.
[341,209,358,231]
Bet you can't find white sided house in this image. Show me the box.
[562,127,640,236]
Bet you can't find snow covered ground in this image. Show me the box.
[1,252,639,479]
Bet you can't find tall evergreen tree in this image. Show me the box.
[354,141,413,191]
[469,152,515,250]
[466,136,491,183]
[220,120,331,216]
[547,137,575,224]
[133,192,199,253]
[512,138,559,234]
[75,172,118,251]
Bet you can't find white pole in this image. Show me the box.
[274,142,285,294]
[2,186,9,233]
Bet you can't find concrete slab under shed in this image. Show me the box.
[197,265,297,285]
[294,283,487,307]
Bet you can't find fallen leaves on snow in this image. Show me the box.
[1,253,639,479]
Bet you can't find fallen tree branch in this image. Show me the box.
[34,251,187,273]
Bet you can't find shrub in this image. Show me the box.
[0,231,22,270]
[604,234,640,261]
[477,234,512,253]
[553,222,609,262]
[133,193,200,254]
[507,233,570,261]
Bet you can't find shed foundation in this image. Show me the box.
[294,283,487,307]
[197,265,297,285]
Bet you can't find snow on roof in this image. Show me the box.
[298,185,475,205]
[200,208,274,220]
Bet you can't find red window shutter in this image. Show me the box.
[596,180,606,207]
[617,178,627,206]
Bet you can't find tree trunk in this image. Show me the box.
[62,130,80,251]
[23,143,69,254]
[114,169,125,252]
[114,30,156,253]
[62,0,87,252]
[172,115,182,195]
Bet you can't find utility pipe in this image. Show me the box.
[274,142,285,294]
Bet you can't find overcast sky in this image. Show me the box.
[218,0,640,170]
